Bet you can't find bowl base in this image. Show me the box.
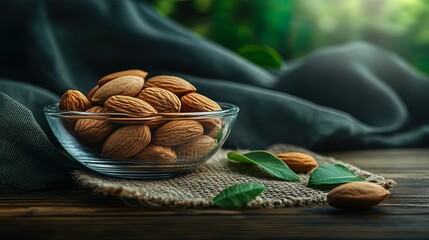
[80,161,199,180]
[88,169,192,179]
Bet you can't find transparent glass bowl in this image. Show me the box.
[44,102,239,179]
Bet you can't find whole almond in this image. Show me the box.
[98,69,148,86]
[59,90,92,112]
[145,75,196,96]
[74,106,117,145]
[153,120,203,146]
[200,118,223,137]
[137,87,181,112]
[105,95,157,115]
[176,135,217,162]
[91,75,144,103]
[181,93,221,112]
[276,152,318,173]
[133,145,177,164]
[327,182,390,210]
[101,125,151,159]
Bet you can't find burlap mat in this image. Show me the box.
[73,144,396,208]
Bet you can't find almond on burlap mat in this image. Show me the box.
[73,144,396,208]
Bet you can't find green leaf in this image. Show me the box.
[227,151,301,182]
[236,44,284,69]
[213,182,266,209]
[308,164,365,190]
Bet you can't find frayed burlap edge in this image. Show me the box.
[73,144,396,208]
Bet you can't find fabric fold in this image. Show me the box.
[0,92,79,190]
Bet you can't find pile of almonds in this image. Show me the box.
[59,70,390,210]
[59,69,222,164]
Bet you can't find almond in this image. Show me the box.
[153,120,203,146]
[327,182,390,210]
[98,69,148,86]
[145,75,196,96]
[105,95,157,115]
[133,145,177,164]
[180,93,221,112]
[137,87,181,112]
[176,135,217,162]
[200,118,223,137]
[276,152,318,173]
[101,125,151,159]
[91,75,144,103]
[74,106,117,145]
[59,90,92,112]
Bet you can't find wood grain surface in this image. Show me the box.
[1,149,428,239]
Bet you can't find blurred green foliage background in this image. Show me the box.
[150,0,429,74]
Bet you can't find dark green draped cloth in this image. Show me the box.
[1,0,428,190]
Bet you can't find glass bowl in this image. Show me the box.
[44,102,239,179]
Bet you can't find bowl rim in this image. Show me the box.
[44,102,239,120]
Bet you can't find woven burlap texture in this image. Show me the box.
[73,144,396,208]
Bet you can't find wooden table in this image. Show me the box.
[1,149,428,239]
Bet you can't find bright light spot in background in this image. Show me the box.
[153,0,429,74]
[298,0,423,38]
[294,0,429,72]
[398,0,419,5]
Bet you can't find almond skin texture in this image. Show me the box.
[180,93,221,112]
[133,145,177,164]
[101,125,151,159]
[92,75,144,103]
[153,120,203,146]
[74,106,117,145]
[105,95,157,115]
[137,87,181,113]
[145,119,165,130]
[276,152,318,173]
[327,182,390,210]
[59,90,92,112]
[98,69,148,86]
[145,75,196,96]
[176,135,217,162]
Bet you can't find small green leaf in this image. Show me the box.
[236,44,284,69]
[227,151,301,182]
[213,182,266,209]
[308,164,365,190]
